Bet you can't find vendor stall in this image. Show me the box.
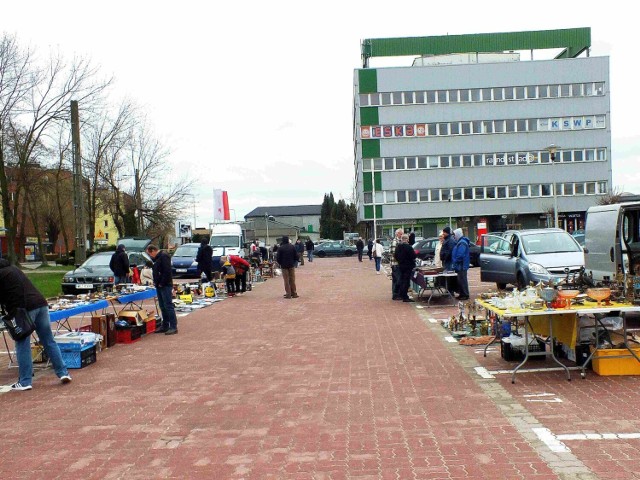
[477,296,640,383]
[49,300,110,332]
[411,269,457,306]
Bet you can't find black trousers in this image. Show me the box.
[397,268,412,300]
[234,271,247,293]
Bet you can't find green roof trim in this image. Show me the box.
[362,28,591,66]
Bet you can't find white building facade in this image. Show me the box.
[353,28,610,240]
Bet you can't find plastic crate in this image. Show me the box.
[116,327,142,344]
[57,340,96,352]
[61,344,96,369]
[591,346,640,375]
[145,320,155,334]
[500,339,546,361]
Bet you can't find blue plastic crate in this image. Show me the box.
[57,341,96,352]
[61,344,97,369]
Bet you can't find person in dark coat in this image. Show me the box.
[295,238,305,266]
[452,228,471,300]
[230,255,251,295]
[408,231,416,246]
[393,234,417,302]
[146,245,178,335]
[109,244,130,285]
[440,227,455,271]
[195,239,213,281]
[276,236,298,299]
[356,238,365,262]
[305,238,315,262]
[0,259,72,391]
[367,239,374,260]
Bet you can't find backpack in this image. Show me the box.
[224,263,236,279]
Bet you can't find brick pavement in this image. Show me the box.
[0,258,638,479]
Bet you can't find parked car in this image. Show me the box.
[479,228,585,290]
[61,251,152,294]
[572,231,585,247]
[413,237,481,266]
[314,241,355,258]
[376,238,391,253]
[171,243,201,278]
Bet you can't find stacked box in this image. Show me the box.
[115,326,142,344]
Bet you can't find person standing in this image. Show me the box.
[295,238,305,266]
[109,244,130,285]
[356,238,365,262]
[276,236,298,299]
[373,239,384,274]
[434,231,444,269]
[367,239,374,261]
[221,256,236,297]
[408,231,416,246]
[394,234,417,302]
[452,228,471,300]
[390,228,404,300]
[0,259,72,391]
[305,238,315,262]
[146,244,178,335]
[440,227,455,271]
[195,238,213,282]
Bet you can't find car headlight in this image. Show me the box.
[63,276,73,282]
[528,263,549,275]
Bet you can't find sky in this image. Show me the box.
[2,2,637,228]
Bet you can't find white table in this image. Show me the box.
[411,270,458,305]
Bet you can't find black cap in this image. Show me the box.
[282,235,289,243]
[443,227,451,235]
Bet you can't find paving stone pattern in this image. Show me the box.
[1,260,639,478]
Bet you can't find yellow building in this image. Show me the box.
[94,208,120,248]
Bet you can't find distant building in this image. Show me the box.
[354,28,610,240]
[244,205,322,244]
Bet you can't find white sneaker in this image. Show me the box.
[10,382,32,391]
[376,271,380,275]
[60,375,72,384]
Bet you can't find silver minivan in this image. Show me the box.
[480,228,585,289]
[584,202,640,282]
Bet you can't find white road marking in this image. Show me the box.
[0,386,11,393]
[523,393,556,397]
[428,318,438,323]
[533,427,571,452]
[474,366,495,379]
[527,398,563,403]
[444,336,457,343]
[474,347,497,353]
[489,366,582,375]
[557,432,640,441]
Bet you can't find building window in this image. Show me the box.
[598,181,608,194]
[586,182,596,194]
[375,191,384,203]
[395,157,406,169]
[526,86,536,98]
[415,91,425,103]
[418,156,427,169]
[463,188,473,200]
[462,155,472,167]
[426,91,436,103]
[428,156,438,168]
[384,158,394,170]
[461,122,471,134]
[406,157,416,169]
[448,89,458,102]
[539,85,549,98]
[515,86,525,99]
[439,156,450,168]
[428,123,437,136]
[471,89,481,102]
[451,155,461,167]
[441,189,451,201]
[508,186,518,198]
[408,190,418,202]
[452,188,462,200]
[105,233,109,240]
[575,183,585,194]
[459,89,470,102]
[392,92,403,104]
[572,83,582,96]
[497,186,507,198]
[438,123,449,136]
[430,189,440,201]
[397,191,407,202]
[492,87,503,101]
[530,185,540,197]
[518,185,529,197]
[563,183,574,196]
[481,88,492,101]
[364,192,373,203]
[437,90,447,103]
[549,84,559,98]
[541,184,552,196]
[419,189,429,201]
[486,187,496,199]
[474,187,485,199]
[504,87,514,100]
[359,94,369,106]
[104,220,108,227]
[370,93,380,106]
[381,92,392,105]
[450,122,459,135]
[373,158,383,170]
[386,191,396,203]
[363,159,372,171]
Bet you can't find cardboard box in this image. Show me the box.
[92,314,116,348]
[591,346,640,375]
[118,309,148,326]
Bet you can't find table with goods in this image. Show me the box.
[474,277,640,383]
[411,266,458,306]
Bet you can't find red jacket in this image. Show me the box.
[229,255,251,274]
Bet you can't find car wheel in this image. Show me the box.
[317,251,326,258]
[344,250,353,256]
[496,283,507,290]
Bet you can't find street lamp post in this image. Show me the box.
[546,144,560,228]
[265,213,270,247]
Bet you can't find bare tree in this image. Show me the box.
[597,186,625,205]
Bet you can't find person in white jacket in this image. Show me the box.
[373,239,385,274]
[434,231,444,269]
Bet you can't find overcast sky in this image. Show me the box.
[2,2,636,227]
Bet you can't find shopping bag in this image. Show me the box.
[2,308,36,341]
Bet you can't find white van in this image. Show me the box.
[209,223,246,270]
[584,202,640,282]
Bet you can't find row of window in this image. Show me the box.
[360,115,606,140]
[363,181,608,204]
[362,148,607,171]
[359,82,605,107]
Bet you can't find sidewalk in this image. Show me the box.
[1,259,637,478]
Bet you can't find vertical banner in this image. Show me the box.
[213,189,231,221]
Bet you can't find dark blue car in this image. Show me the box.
[171,243,201,278]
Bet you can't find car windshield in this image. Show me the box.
[521,232,581,254]
[82,254,111,267]
[174,246,199,257]
[210,236,239,247]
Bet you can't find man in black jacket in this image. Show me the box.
[356,238,365,262]
[393,234,417,302]
[0,259,72,391]
[439,227,455,271]
[195,238,213,281]
[146,245,178,335]
[109,244,130,285]
[305,238,314,262]
[276,236,298,299]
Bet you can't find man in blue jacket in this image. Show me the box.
[451,228,471,300]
